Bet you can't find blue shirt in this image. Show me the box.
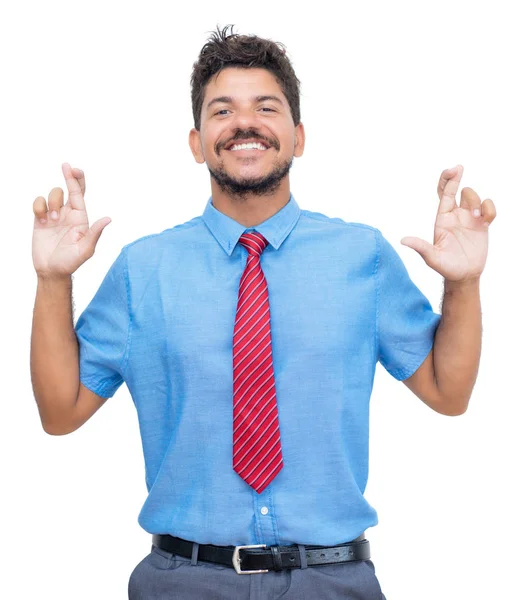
[75,195,441,546]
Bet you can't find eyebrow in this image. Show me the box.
[206,95,284,110]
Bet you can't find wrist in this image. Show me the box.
[444,277,480,293]
[37,272,73,285]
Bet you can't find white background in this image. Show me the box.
[1,0,515,598]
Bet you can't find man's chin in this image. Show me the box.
[208,159,293,198]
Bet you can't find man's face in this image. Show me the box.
[189,67,305,196]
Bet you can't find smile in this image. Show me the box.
[229,142,269,152]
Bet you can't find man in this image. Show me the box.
[31,24,496,600]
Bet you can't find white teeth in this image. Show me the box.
[230,142,268,151]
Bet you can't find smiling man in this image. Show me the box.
[31,24,496,600]
[189,65,305,224]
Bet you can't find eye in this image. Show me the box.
[215,109,230,116]
[259,107,276,112]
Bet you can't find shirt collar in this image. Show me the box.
[201,194,301,256]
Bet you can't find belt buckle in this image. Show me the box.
[232,544,268,574]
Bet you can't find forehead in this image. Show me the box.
[202,67,287,108]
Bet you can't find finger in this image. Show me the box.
[33,196,49,223]
[401,236,435,256]
[437,164,464,213]
[459,187,482,216]
[47,187,64,221]
[437,166,460,198]
[62,162,86,210]
[77,217,112,257]
[71,167,86,197]
[481,198,497,225]
[400,236,439,267]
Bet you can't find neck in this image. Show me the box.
[210,178,291,227]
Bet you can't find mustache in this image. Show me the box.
[217,130,279,153]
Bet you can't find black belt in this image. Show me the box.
[152,534,370,574]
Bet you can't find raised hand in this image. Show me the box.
[32,163,111,279]
[400,165,497,282]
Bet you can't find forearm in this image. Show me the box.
[30,275,80,431]
[433,277,482,412]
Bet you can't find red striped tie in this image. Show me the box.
[233,232,283,494]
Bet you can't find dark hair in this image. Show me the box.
[190,24,301,130]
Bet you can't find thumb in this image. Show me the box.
[79,217,112,256]
[400,236,437,266]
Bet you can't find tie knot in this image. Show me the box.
[239,232,268,257]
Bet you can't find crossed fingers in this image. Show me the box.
[437,165,496,226]
[33,163,86,224]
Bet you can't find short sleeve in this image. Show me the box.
[375,230,441,380]
[74,247,130,398]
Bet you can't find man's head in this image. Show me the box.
[188,25,305,199]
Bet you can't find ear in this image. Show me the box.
[293,122,306,158]
[189,128,205,164]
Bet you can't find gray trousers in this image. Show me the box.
[128,543,387,599]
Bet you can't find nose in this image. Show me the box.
[231,107,262,129]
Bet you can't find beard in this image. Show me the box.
[208,157,293,200]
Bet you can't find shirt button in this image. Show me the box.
[260,506,269,515]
